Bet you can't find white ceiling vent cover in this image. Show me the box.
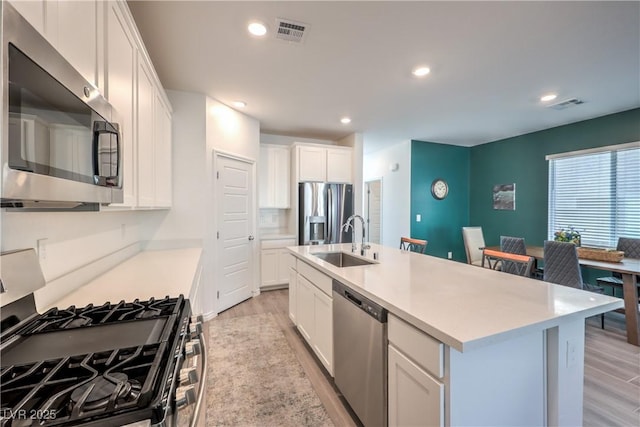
[275,18,309,43]
[547,98,585,110]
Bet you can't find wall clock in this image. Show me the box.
[431,178,448,200]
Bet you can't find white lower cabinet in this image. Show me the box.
[288,266,297,323]
[260,239,296,288]
[388,313,444,427]
[388,345,444,427]
[312,289,333,372]
[260,250,278,287]
[290,259,334,376]
[296,274,315,343]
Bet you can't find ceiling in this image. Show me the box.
[127,1,640,153]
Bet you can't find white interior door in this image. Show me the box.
[216,154,254,312]
[365,179,382,244]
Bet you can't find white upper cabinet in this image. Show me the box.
[154,93,173,208]
[8,0,47,38]
[106,1,137,207]
[136,62,172,209]
[326,148,352,183]
[297,145,327,182]
[136,58,156,208]
[54,0,100,88]
[259,145,290,208]
[9,0,100,89]
[10,0,173,210]
[296,144,352,183]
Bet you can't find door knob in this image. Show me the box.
[248,235,255,241]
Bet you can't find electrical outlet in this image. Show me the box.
[566,339,577,367]
[37,238,48,261]
[447,251,452,259]
[416,214,421,222]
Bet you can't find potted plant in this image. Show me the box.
[554,226,582,246]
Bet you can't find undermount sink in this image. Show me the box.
[312,251,376,267]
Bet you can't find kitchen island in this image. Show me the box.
[287,243,623,426]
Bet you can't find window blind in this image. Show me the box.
[548,145,640,248]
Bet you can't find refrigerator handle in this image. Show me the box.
[327,186,332,243]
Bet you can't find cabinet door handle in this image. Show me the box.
[248,235,255,241]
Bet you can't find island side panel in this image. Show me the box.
[546,318,585,427]
[446,330,545,426]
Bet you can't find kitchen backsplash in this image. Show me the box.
[259,208,289,233]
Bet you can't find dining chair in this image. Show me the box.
[500,236,529,275]
[462,227,485,266]
[597,237,640,291]
[543,240,606,328]
[596,237,640,327]
[399,237,427,254]
[482,248,534,277]
[500,236,526,255]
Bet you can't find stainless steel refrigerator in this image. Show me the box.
[299,182,353,245]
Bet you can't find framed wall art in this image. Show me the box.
[493,183,516,210]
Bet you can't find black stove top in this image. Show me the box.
[0,296,190,427]
[16,297,182,334]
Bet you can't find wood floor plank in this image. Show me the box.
[209,289,640,427]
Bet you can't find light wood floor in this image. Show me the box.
[212,289,640,427]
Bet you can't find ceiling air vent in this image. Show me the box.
[547,98,585,111]
[275,18,309,43]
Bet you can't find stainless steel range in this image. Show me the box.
[0,249,206,427]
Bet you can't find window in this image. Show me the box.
[547,142,640,248]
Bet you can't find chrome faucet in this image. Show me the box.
[342,214,370,254]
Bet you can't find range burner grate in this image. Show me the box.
[0,343,165,426]
[18,296,183,335]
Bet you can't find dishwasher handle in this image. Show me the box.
[345,290,363,307]
[333,279,387,323]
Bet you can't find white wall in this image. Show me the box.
[144,90,207,245]
[207,99,260,161]
[205,97,260,317]
[1,210,146,282]
[363,140,411,247]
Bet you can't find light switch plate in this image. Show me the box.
[416,214,421,222]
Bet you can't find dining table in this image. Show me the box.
[489,245,640,346]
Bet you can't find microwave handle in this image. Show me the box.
[93,121,120,187]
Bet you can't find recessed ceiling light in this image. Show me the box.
[232,101,247,108]
[540,93,558,102]
[412,66,431,77]
[248,22,267,37]
[340,117,351,124]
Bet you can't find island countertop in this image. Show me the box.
[287,243,623,352]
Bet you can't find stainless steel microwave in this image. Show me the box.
[1,2,123,210]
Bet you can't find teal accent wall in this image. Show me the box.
[469,108,640,248]
[410,140,470,261]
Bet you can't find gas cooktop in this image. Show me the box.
[0,296,197,427]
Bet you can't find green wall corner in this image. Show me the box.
[410,140,470,261]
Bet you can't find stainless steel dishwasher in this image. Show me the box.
[333,279,388,427]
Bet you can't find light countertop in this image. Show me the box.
[288,243,624,352]
[46,248,202,310]
[260,234,296,240]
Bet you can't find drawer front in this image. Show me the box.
[297,260,332,296]
[388,314,444,378]
[260,238,296,249]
